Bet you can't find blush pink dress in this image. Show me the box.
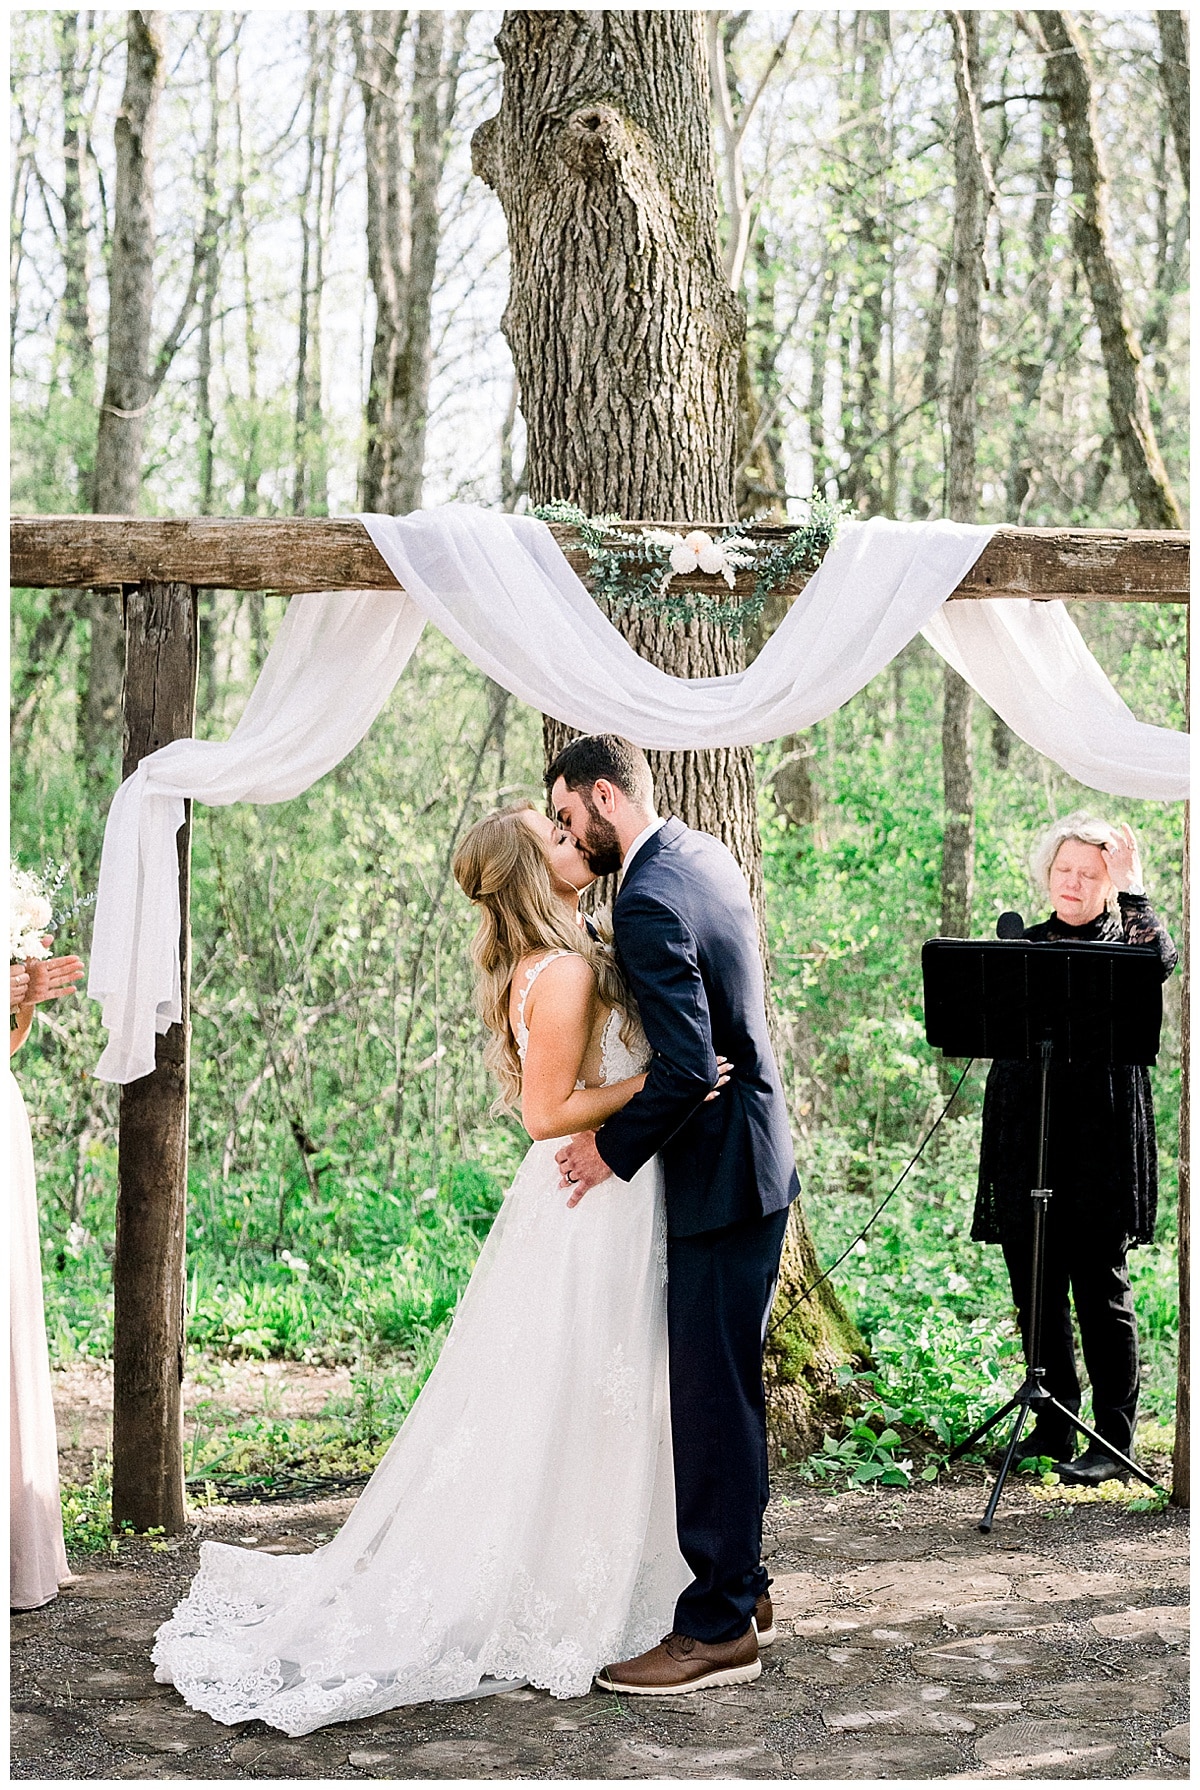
[10,1064,70,1609]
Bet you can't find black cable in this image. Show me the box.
[766,1057,975,1337]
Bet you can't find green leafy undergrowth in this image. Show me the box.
[802,1407,921,1490]
[185,1349,443,1498]
[61,1451,118,1554]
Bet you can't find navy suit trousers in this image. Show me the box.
[667,1206,790,1643]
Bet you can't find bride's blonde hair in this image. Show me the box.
[452,802,634,1111]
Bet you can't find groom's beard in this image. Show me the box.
[579,802,623,877]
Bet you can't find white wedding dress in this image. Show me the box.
[153,953,689,1735]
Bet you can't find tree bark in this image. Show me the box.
[56,10,96,497]
[93,11,163,515]
[353,11,463,514]
[1006,105,1058,523]
[293,14,332,516]
[1032,11,1182,530]
[112,582,198,1535]
[807,255,837,498]
[230,24,262,516]
[196,18,222,516]
[939,12,987,963]
[1156,12,1189,199]
[839,11,890,516]
[475,8,862,1455]
[80,13,164,882]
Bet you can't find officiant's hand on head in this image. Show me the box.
[1102,822,1142,894]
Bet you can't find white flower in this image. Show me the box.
[10,862,57,961]
[651,528,757,591]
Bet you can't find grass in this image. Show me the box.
[49,1114,1178,1526]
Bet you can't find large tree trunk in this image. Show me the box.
[1032,11,1182,530]
[353,11,462,514]
[474,8,863,1456]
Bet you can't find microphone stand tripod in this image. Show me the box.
[948,1037,1160,1534]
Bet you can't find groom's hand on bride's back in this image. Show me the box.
[556,1057,731,1207]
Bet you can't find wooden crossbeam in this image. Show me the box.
[10,514,1190,601]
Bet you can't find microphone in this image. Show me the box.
[996,911,1025,940]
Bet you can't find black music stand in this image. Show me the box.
[921,936,1165,1533]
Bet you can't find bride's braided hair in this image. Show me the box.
[452,803,635,1113]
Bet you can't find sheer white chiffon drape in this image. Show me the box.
[89,505,1189,1084]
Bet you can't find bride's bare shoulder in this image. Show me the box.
[511,950,596,1022]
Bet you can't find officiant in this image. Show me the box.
[970,813,1178,1486]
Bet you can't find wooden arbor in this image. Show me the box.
[10,515,1191,1530]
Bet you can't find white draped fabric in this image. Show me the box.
[89,505,1188,1084]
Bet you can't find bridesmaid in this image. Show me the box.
[10,941,84,1611]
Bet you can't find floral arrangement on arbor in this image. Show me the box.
[532,498,845,632]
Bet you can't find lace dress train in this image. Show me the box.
[153,982,687,1734]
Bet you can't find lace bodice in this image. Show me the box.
[514,951,651,1085]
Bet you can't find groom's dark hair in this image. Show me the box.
[546,734,654,806]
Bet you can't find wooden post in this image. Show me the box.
[111,583,198,1534]
[1172,569,1190,1503]
[1172,804,1189,1504]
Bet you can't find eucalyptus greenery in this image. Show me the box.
[532,499,846,632]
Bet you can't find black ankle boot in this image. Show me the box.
[1055,1444,1130,1486]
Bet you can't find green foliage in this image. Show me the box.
[530,500,846,632]
[804,1417,916,1490]
[764,621,1183,1443]
[60,1451,118,1555]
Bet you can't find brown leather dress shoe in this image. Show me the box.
[754,1592,776,1647]
[596,1625,760,1695]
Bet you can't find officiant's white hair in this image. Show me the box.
[1031,810,1123,910]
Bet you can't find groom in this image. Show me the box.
[550,734,799,1695]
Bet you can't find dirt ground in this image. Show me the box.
[11,1413,1190,1782]
[50,1360,355,1486]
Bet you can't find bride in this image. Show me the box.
[153,802,722,1735]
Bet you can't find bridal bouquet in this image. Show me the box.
[10,860,93,962]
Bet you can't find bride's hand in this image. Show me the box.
[704,1055,732,1102]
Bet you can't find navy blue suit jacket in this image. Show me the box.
[595,818,800,1238]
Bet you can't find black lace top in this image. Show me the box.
[972,894,1179,1249]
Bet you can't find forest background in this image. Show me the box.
[10,9,1188,1510]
